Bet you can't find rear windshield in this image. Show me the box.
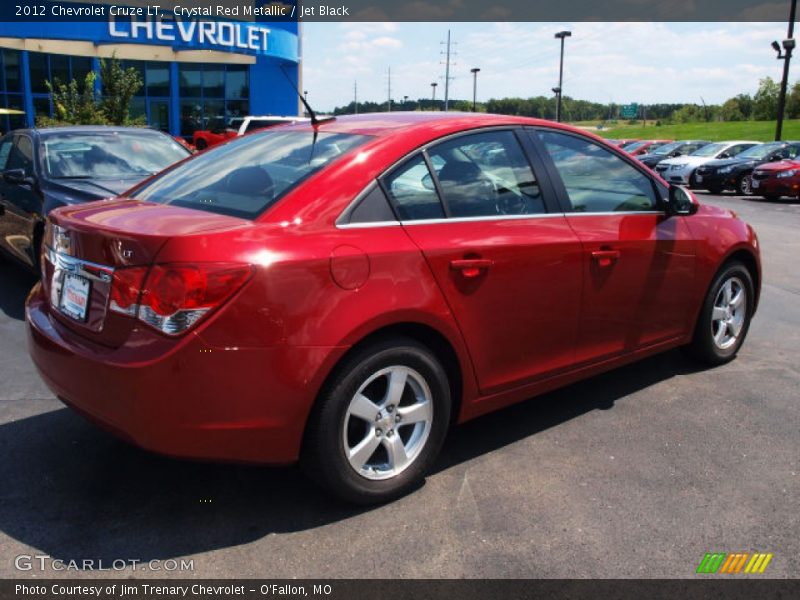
[131,130,371,219]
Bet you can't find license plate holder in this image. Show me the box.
[59,273,91,322]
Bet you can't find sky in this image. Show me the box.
[301,22,792,112]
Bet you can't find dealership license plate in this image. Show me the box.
[696,175,703,183]
[59,273,91,321]
[752,179,760,189]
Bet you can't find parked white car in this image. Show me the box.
[654,141,761,187]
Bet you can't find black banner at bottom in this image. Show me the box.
[2,580,800,600]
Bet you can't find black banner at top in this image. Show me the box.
[0,0,796,22]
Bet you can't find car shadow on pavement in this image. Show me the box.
[0,348,705,566]
[0,261,36,321]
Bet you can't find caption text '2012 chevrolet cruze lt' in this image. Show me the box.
[26,113,760,504]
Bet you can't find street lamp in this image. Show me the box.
[470,68,481,111]
[554,30,572,123]
[773,0,797,141]
[431,82,438,109]
[403,95,409,109]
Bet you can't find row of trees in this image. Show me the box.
[37,56,143,127]
[330,77,800,124]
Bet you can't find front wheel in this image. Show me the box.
[302,337,451,504]
[738,174,753,196]
[684,262,754,365]
[194,138,208,151]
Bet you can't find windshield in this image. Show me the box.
[621,140,648,151]
[652,141,682,156]
[131,130,372,219]
[736,142,781,160]
[690,143,726,157]
[43,131,189,180]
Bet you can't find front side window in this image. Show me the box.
[7,135,34,175]
[427,130,544,217]
[538,130,657,213]
[132,130,371,219]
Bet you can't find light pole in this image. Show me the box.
[470,67,480,111]
[773,0,797,141]
[431,82,438,109]
[403,95,409,109]
[554,30,572,123]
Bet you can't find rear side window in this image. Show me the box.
[538,130,657,213]
[383,155,445,221]
[132,130,371,219]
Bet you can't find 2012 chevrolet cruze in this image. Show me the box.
[26,113,761,504]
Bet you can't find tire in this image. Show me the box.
[706,185,723,195]
[688,170,698,189]
[194,138,208,151]
[302,336,451,504]
[684,261,754,366]
[738,174,753,196]
[762,195,780,202]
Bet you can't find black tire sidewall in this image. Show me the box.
[691,262,754,364]
[303,338,451,504]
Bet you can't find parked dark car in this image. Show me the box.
[693,141,800,195]
[637,140,712,169]
[0,126,190,271]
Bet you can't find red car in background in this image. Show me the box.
[621,139,673,156]
[750,160,800,200]
[27,113,760,504]
[192,116,304,150]
[606,138,639,147]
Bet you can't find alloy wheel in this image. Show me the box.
[710,276,747,350]
[343,366,433,481]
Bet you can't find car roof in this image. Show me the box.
[282,111,586,138]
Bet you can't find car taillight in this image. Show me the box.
[109,263,252,335]
[110,267,148,316]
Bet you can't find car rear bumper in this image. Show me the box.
[26,283,340,464]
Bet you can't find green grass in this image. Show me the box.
[597,120,800,142]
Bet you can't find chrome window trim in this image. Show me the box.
[335,210,666,229]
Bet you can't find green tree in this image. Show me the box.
[786,82,800,119]
[99,56,145,125]
[753,77,780,120]
[37,71,106,127]
[720,97,745,121]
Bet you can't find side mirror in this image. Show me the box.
[2,168,34,186]
[666,185,698,216]
[670,150,683,157]
[718,152,730,159]
[769,153,784,161]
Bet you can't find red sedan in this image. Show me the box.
[750,160,800,200]
[26,113,761,504]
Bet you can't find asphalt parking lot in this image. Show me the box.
[0,193,797,579]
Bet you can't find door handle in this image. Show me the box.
[591,249,620,267]
[449,258,493,278]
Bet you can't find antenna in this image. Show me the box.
[279,64,327,127]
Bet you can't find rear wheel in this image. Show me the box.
[684,261,754,365]
[194,138,208,151]
[302,337,451,504]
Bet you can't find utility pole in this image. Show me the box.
[354,80,358,114]
[431,82,438,109]
[775,0,797,141]
[470,67,480,111]
[440,29,456,111]
[387,66,392,112]
[554,30,572,122]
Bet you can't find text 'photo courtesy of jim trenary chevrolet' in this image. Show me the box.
[0,1,798,599]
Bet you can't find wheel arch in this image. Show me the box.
[724,247,761,314]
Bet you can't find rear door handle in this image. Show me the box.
[591,249,620,267]
[450,258,493,278]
